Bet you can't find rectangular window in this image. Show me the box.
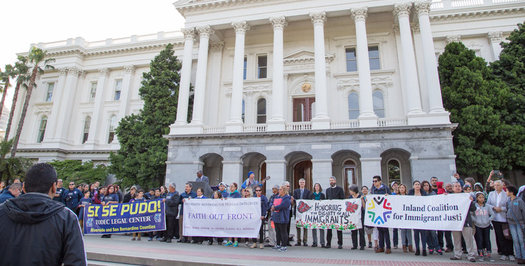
[345,48,357,72]
[369,46,380,70]
[45,82,54,102]
[114,79,122,101]
[90,82,97,101]
[37,117,47,143]
[257,55,267,79]
[243,56,247,80]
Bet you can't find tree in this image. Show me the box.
[0,64,15,119]
[48,160,108,185]
[490,22,525,170]
[11,48,54,157]
[0,140,33,184]
[110,44,181,189]
[438,42,511,178]
[5,56,30,141]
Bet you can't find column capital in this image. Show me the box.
[414,0,432,16]
[310,11,326,25]
[446,35,461,44]
[232,21,250,33]
[351,7,368,22]
[270,16,287,29]
[196,25,214,39]
[210,41,225,52]
[488,31,503,43]
[123,65,135,74]
[182,27,196,40]
[411,22,420,33]
[98,68,109,75]
[58,67,68,76]
[393,2,412,18]
[67,66,82,76]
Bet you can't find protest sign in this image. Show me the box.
[183,198,261,238]
[364,194,472,231]
[295,199,362,230]
[83,200,165,235]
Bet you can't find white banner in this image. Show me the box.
[295,199,362,231]
[183,198,261,238]
[364,194,472,231]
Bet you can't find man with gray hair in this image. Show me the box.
[195,170,209,184]
[0,183,22,204]
[162,183,180,243]
[292,178,312,246]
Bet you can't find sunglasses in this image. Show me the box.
[255,190,262,192]
[373,180,379,183]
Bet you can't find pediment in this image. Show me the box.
[284,50,315,61]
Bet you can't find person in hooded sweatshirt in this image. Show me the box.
[0,163,86,266]
[472,191,495,262]
[271,184,291,252]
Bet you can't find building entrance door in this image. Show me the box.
[293,160,312,191]
[293,97,315,122]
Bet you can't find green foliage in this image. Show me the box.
[48,160,108,185]
[439,36,524,178]
[0,140,33,183]
[110,44,182,189]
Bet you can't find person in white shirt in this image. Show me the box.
[487,180,515,261]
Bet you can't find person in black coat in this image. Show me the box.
[0,163,86,265]
[310,183,326,247]
[292,178,313,246]
[371,175,392,254]
[325,176,345,249]
[162,183,180,243]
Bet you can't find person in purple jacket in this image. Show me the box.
[271,185,291,252]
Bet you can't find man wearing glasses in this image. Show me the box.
[63,181,83,215]
[371,175,392,254]
[254,187,269,249]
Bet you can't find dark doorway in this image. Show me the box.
[293,160,313,191]
[293,97,315,122]
[343,160,357,197]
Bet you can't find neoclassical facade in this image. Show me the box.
[13,0,524,194]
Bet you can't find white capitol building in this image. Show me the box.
[13,0,524,194]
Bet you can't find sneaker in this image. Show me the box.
[469,258,476,262]
[500,255,508,261]
[311,243,318,247]
[450,257,461,260]
[224,241,232,247]
[429,249,434,255]
[437,249,443,255]
[233,241,238,247]
[272,245,281,250]
[279,246,287,252]
[510,255,516,261]
[360,246,365,250]
[368,242,372,248]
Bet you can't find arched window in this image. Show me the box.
[108,115,117,144]
[387,159,401,184]
[257,98,266,124]
[82,116,91,144]
[37,116,47,143]
[373,90,385,118]
[348,92,359,119]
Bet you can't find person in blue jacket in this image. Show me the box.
[62,181,83,215]
[100,185,119,238]
[78,190,92,233]
[178,183,197,243]
[225,182,241,247]
[0,183,22,204]
[241,171,265,190]
[271,185,291,252]
[255,186,268,249]
[218,182,229,198]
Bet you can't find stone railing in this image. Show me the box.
[285,122,312,131]
[377,118,408,127]
[243,124,267,132]
[331,120,360,129]
[203,126,226,134]
[431,0,521,9]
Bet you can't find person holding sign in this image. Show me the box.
[408,180,428,256]
[271,185,291,252]
[225,183,241,247]
[450,182,477,262]
[162,183,180,243]
[292,178,312,247]
[130,190,146,241]
[371,175,391,254]
[349,185,366,250]
[397,184,413,253]
[325,176,345,249]
[178,183,197,243]
[100,185,119,238]
[310,183,326,248]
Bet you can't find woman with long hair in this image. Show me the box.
[422,180,442,255]
[408,181,427,256]
[398,184,413,253]
[310,183,326,248]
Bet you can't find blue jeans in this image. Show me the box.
[400,229,413,246]
[426,230,440,250]
[413,229,427,251]
[510,223,525,259]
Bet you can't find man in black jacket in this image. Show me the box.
[0,163,86,266]
[162,183,180,243]
[371,175,392,254]
[292,178,312,246]
[325,176,345,249]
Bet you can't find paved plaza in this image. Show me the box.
[85,228,514,266]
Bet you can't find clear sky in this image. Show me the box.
[0,0,186,107]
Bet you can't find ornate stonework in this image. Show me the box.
[393,3,412,18]
[124,65,135,74]
[446,35,461,44]
[182,28,196,40]
[310,12,326,25]
[197,25,214,38]
[414,0,432,16]
[270,16,287,29]
[232,21,250,33]
[351,7,368,22]
[488,31,503,43]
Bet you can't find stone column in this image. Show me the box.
[268,16,287,132]
[351,7,378,127]
[226,21,250,133]
[415,1,448,118]
[360,157,382,188]
[44,67,67,142]
[222,160,243,188]
[310,12,330,130]
[265,160,287,196]
[190,25,213,131]
[488,31,503,61]
[56,67,81,142]
[394,3,425,124]
[86,68,109,146]
[174,28,195,126]
[312,158,333,193]
[117,65,135,121]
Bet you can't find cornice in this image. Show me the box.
[430,6,525,22]
[16,148,117,155]
[175,0,279,16]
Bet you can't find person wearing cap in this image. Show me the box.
[218,182,229,198]
[123,186,137,203]
[472,191,494,261]
[241,171,265,190]
[195,170,209,184]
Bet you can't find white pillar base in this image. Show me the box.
[222,160,243,187]
[358,116,378,128]
[360,157,382,188]
[266,120,286,132]
[169,124,203,135]
[311,117,330,130]
[265,160,287,195]
[312,158,333,191]
[225,121,243,133]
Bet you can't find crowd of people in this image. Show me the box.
[2,169,525,264]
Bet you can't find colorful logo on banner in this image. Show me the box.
[297,201,311,213]
[367,196,392,225]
